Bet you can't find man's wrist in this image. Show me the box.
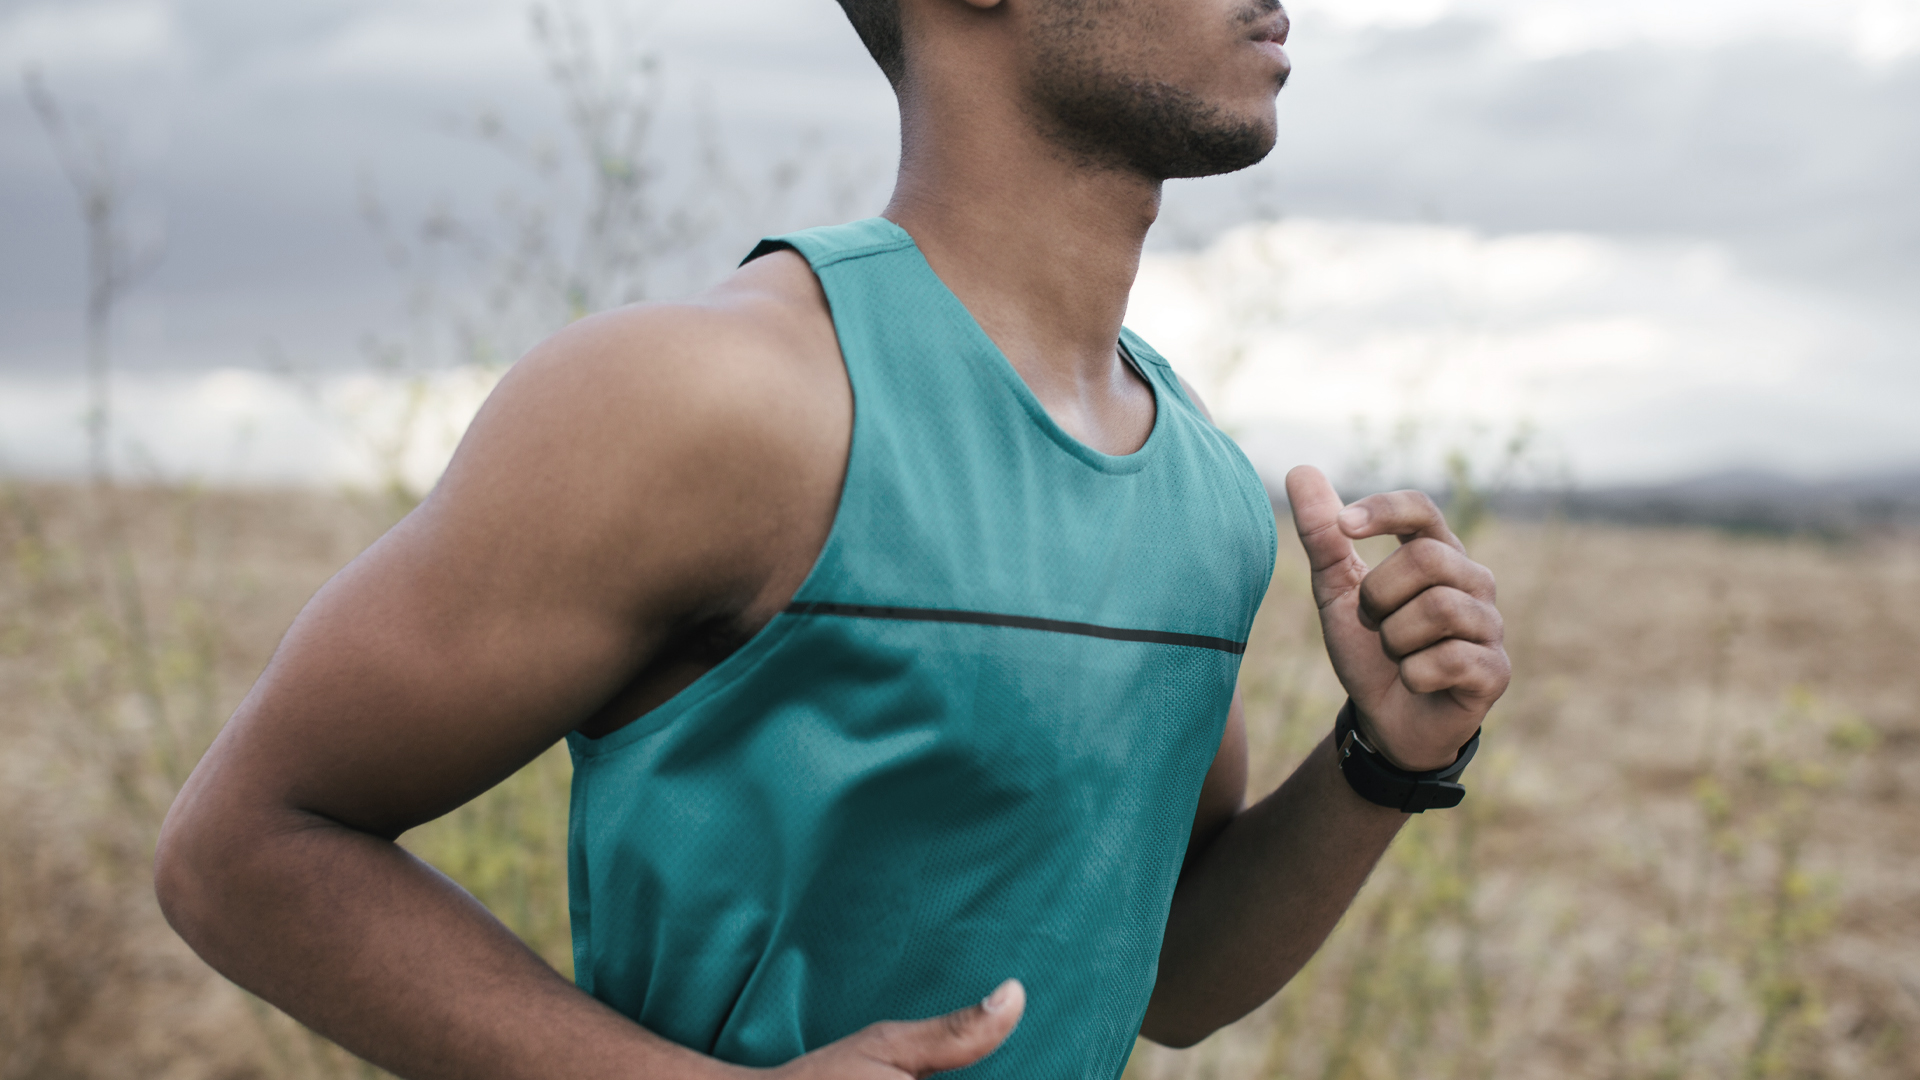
[1331,700,1480,813]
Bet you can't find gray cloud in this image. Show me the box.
[1168,16,1920,306]
[1,0,1914,479]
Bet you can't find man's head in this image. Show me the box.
[836,0,1290,180]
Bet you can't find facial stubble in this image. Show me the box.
[1026,1,1284,180]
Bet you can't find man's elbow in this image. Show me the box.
[154,795,208,941]
[153,782,247,960]
[1140,1025,1219,1051]
[1137,1003,1222,1050]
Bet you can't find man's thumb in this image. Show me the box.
[1284,465,1355,573]
[863,979,1025,1077]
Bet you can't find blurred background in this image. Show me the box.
[2,0,1917,1077]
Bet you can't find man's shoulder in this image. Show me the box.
[418,248,847,645]
[510,248,840,429]
[437,246,846,555]
[464,249,845,510]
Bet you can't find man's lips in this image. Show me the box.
[1251,10,1290,46]
[1255,38,1291,75]
[1252,13,1290,73]
[1250,9,1291,72]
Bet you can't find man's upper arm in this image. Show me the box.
[178,293,845,839]
[1185,690,1249,868]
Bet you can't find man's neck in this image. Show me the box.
[881,87,1162,412]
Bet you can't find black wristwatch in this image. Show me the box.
[1333,699,1481,813]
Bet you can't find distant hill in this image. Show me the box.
[1266,469,1920,536]
[1493,469,1920,534]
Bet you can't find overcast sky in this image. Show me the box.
[2,0,1916,485]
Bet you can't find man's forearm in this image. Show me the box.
[1141,732,1407,1047]
[156,808,728,1080]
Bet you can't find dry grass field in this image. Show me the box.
[1,481,1914,1079]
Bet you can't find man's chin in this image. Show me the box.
[1154,120,1277,180]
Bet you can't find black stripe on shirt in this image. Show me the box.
[785,601,1247,655]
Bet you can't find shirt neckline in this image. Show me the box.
[875,216,1165,476]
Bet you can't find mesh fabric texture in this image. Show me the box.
[567,218,1277,1077]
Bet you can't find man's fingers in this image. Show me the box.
[1337,489,1463,551]
[1357,539,1497,629]
[1396,638,1511,701]
[857,979,1025,1078]
[1377,586,1503,661]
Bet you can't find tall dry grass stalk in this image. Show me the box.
[3,481,1916,1078]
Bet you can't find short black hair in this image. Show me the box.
[835,0,906,87]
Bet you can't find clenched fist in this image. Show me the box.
[1285,466,1510,773]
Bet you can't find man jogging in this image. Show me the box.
[156,0,1510,1076]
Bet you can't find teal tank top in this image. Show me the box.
[566,218,1276,1077]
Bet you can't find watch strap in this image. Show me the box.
[1333,700,1481,813]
